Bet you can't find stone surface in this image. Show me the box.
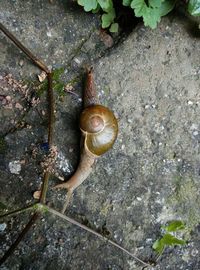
[0,1,200,270]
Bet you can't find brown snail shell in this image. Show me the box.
[80,104,118,156]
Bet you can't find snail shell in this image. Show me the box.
[80,104,118,156]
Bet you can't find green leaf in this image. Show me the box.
[131,0,147,17]
[109,22,119,32]
[153,239,165,254]
[131,0,162,29]
[92,3,101,13]
[143,6,161,29]
[98,0,112,11]
[188,0,200,16]
[123,0,132,6]
[159,0,176,16]
[163,220,185,232]
[149,0,162,8]
[153,234,186,254]
[77,0,98,11]
[101,8,116,28]
[161,234,186,246]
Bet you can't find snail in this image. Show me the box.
[54,67,118,212]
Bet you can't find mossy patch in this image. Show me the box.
[0,136,7,154]
[167,177,200,236]
[35,67,81,97]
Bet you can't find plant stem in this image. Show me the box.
[46,72,54,146]
[0,212,39,265]
[42,204,151,268]
[0,23,50,74]
[0,203,37,219]
[39,72,54,204]
[39,171,51,204]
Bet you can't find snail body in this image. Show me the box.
[54,68,118,212]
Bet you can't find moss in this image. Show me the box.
[35,68,82,98]
[0,136,7,154]
[0,201,7,210]
[167,177,200,235]
[103,85,111,96]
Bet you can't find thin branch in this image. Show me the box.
[42,204,151,268]
[61,190,73,214]
[0,23,50,74]
[0,203,37,219]
[46,72,54,146]
[0,212,39,265]
[39,171,51,204]
[39,73,54,204]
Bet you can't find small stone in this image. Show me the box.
[15,103,23,110]
[193,130,198,136]
[188,100,193,105]
[190,124,198,130]
[38,71,47,82]
[0,223,7,232]
[33,190,41,200]
[46,31,52,37]
[65,83,74,92]
[5,95,11,101]
[19,59,24,67]
[8,160,21,174]
[191,248,199,256]
[121,144,125,150]
[69,148,73,153]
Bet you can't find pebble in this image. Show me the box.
[46,31,52,37]
[15,102,23,110]
[19,59,24,67]
[0,223,7,232]
[193,130,198,136]
[121,144,125,150]
[187,100,193,105]
[8,160,21,174]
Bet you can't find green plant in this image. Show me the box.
[77,0,200,30]
[153,220,186,255]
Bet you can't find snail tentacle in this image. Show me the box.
[84,67,99,107]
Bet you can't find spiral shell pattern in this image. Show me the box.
[80,104,118,156]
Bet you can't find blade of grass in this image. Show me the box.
[0,203,38,219]
[42,204,151,268]
[0,212,39,265]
